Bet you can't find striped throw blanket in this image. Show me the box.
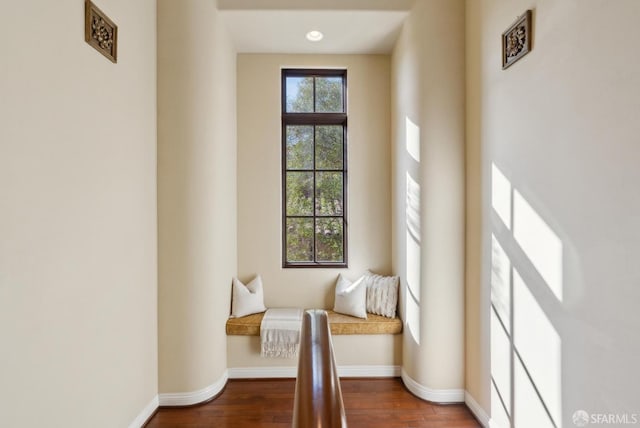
[260,308,303,358]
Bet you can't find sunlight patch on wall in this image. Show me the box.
[406,172,420,241]
[492,163,512,229]
[404,114,421,346]
[514,356,556,428]
[514,269,562,427]
[491,235,511,333]
[491,309,511,424]
[405,117,420,163]
[405,172,421,345]
[491,380,511,428]
[489,165,563,428]
[406,230,421,303]
[513,191,563,301]
[406,285,420,346]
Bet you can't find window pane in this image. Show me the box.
[286,218,314,262]
[315,77,343,112]
[286,126,313,169]
[286,172,314,215]
[316,172,343,216]
[286,77,314,112]
[315,126,343,170]
[316,218,344,262]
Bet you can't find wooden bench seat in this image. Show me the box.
[226,310,402,336]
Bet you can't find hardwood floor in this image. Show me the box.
[145,378,481,428]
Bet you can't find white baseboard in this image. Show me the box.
[465,391,490,428]
[128,395,159,428]
[158,370,229,406]
[400,368,465,403]
[228,365,401,379]
[129,368,478,424]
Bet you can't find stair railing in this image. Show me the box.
[292,309,347,428]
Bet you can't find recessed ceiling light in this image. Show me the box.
[306,30,324,42]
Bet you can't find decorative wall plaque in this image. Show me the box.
[502,10,532,69]
[85,1,118,63]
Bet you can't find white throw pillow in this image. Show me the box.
[230,275,267,318]
[333,274,367,319]
[364,270,399,318]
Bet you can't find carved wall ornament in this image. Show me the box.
[85,1,117,63]
[502,10,532,69]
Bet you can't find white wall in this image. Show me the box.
[466,1,640,426]
[0,1,158,426]
[391,0,466,401]
[233,54,394,369]
[157,0,237,398]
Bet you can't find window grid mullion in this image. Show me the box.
[311,76,316,263]
[285,169,344,173]
[313,77,316,113]
[287,215,342,218]
[312,124,317,263]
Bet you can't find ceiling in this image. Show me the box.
[217,0,414,54]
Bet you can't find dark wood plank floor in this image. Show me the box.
[145,378,482,428]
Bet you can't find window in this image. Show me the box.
[282,69,347,268]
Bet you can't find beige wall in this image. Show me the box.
[234,54,393,369]
[0,1,158,427]
[228,335,401,370]
[237,54,392,308]
[391,0,466,398]
[157,0,237,396]
[466,0,640,425]
[464,0,487,415]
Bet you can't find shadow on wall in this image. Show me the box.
[490,163,563,428]
[404,116,421,346]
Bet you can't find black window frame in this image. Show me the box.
[281,68,348,268]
